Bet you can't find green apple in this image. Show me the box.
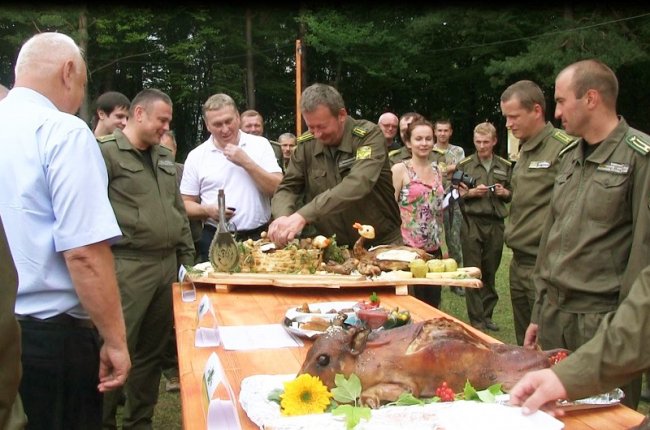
[427,259,446,273]
[443,258,458,272]
[409,258,428,278]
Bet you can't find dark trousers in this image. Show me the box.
[18,319,101,430]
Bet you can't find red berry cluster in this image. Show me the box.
[435,381,455,402]
[548,351,569,365]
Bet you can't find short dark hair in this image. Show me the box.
[130,88,172,116]
[95,91,130,115]
[500,80,546,113]
[92,91,130,128]
[434,118,453,129]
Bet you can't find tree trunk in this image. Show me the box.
[245,8,255,109]
[78,8,90,123]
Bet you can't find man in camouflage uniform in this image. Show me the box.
[269,83,401,248]
[525,59,650,409]
[457,122,513,332]
[500,80,573,345]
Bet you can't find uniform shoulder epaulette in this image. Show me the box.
[626,134,650,156]
[388,148,402,158]
[296,132,314,144]
[495,155,512,167]
[458,155,472,165]
[96,133,116,144]
[558,139,580,157]
[352,127,369,138]
[432,147,445,155]
[551,129,575,146]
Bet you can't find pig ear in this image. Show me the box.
[349,327,370,356]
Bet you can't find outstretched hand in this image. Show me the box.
[509,368,568,418]
[267,213,306,247]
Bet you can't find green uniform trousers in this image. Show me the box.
[443,202,464,266]
[103,251,176,430]
[461,216,503,326]
[509,252,537,346]
[537,297,641,409]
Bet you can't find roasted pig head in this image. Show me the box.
[298,317,568,408]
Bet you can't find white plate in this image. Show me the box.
[285,301,358,319]
[239,374,564,430]
[283,301,358,339]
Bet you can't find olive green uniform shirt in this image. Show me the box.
[532,118,650,321]
[271,116,401,247]
[98,130,195,267]
[504,123,572,257]
[0,216,25,429]
[554,264,650,400]
[457,153,513,219]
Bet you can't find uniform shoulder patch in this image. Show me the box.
[626,134,650,156]
[495,155,512,167]
[458,155,472,166]
[96,133,116,144]
[559,139,579,157]
[388,148,402,158]
[551,129,575,145]
[352,127,369,138]
[296,132,314,144]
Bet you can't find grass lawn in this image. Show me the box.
[150,245,648,427]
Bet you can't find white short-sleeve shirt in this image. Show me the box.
[180,131,282,231]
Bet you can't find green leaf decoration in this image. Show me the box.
[331,373,362,405]
[332,404,372,430]
[267,388,283,405]
[386,392,424,406]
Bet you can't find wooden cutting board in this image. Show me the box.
[189,267,482,295]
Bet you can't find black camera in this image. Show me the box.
[451,170,477,188]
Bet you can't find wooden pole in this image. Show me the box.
[295,39,303,136]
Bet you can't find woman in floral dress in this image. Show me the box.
[391,119,448,307]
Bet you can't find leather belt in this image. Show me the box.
[204,222,269,241]
[16,313,96,329]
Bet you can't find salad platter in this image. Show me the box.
[187,263,482,295]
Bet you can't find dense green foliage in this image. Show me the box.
[1,5,648,162]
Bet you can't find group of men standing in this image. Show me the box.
[2,30,650,430]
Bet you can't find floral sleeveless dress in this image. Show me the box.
[397,160,447,254]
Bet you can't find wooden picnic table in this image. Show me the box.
[172,282,646,430]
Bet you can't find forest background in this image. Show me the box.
[1,4,649,161]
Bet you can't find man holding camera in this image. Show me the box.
[457,122,512,331]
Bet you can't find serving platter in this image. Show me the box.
[238,374,564,430]
[282,301,358,339]
[188,267,483,294]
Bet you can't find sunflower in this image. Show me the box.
[280,374,333,416]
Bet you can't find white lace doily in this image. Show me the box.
[238,374,564,430]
